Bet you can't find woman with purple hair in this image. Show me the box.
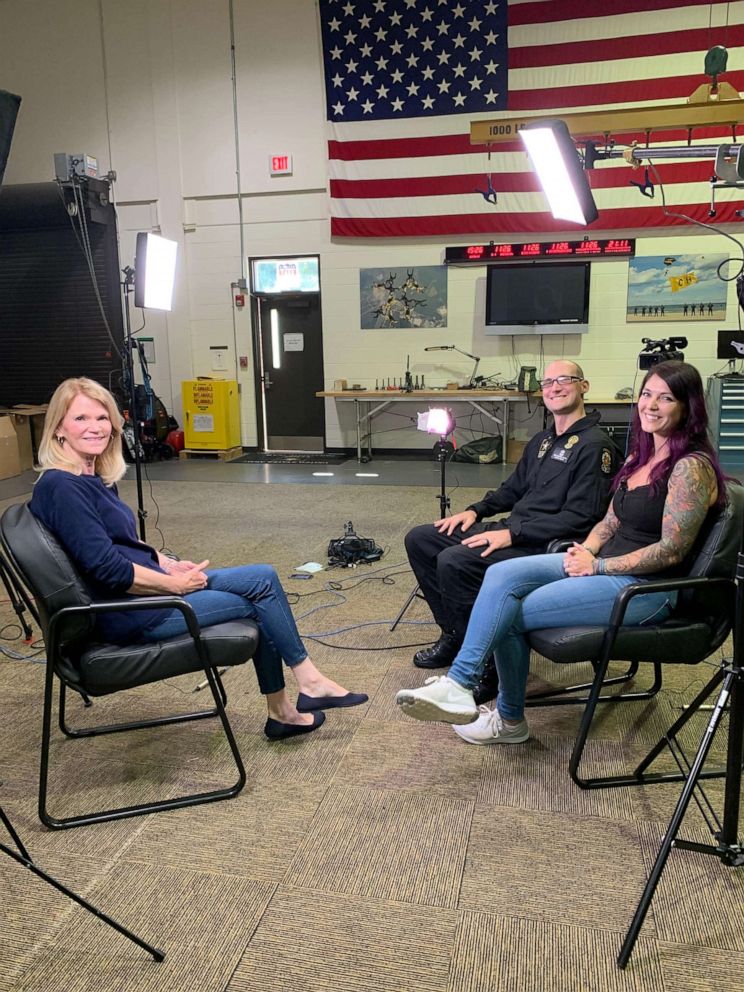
[396,361,729,745]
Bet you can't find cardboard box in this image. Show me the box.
[0,405,48,470]
[0,416,21,480]
[506,439,527,464]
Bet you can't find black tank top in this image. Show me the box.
[600,469,712,578]
[600,480,668,560]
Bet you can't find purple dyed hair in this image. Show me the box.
[613,361,728,506]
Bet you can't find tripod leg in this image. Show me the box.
[618,671,733,969]
[0,807,164,961]
[633,666,725,778]
[390,583,425,632]
[0,554,34,641]
[719,667,744,851]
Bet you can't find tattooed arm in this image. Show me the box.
[578,501,621,555]
[600,456,717,576]
[562,501,622,576]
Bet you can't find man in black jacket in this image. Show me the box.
[406,360,619,671]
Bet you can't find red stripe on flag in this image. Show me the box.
[329,128,740,169]
[330,200,742,238]
[328,133,481,161]
[509,71,744,112]
[511,25,744,70]
[329,161,711,199]
[509,0,733,26]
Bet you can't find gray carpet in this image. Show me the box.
[0,479,742,992]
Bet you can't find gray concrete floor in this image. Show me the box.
[0,456,511,502]
[4,453,739,503]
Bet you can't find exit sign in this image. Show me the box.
[269,154,293,176]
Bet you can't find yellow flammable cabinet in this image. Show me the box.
[182,379,241,450]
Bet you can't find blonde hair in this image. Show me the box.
[37,378,127,486]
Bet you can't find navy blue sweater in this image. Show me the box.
[30,470,170,643]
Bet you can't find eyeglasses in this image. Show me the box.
[538,375,583,389]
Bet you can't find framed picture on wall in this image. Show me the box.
[360,265,447,328]
[626,254,728,322]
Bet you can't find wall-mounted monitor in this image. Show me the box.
[485,261,591,335]
[250,256,319,295]
[717,329,744,360]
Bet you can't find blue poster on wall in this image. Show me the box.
[626,254,728,322]
[360,265,447,328]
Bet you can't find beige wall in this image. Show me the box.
[2,0,741,448]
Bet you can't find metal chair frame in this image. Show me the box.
[0,505,254,830]
[37,597,248,829]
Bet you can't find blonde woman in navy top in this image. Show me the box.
[31,377,366,741]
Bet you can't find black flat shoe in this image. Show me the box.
[296,691,369,712]
[264,710,326,740]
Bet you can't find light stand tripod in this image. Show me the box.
[617,531,744,968]
[0,790,164,961]
[0,549,37,642]
[121,267,148,542]
[390,430,453,632]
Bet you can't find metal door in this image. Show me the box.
[253,293,325,451]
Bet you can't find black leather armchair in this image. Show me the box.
[0,502,261,830]
[525,484,744,789]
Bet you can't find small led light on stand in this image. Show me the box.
[134,232,178,310]
[417,407,455,436]
[519,119,599,226]
[416,407,455,519]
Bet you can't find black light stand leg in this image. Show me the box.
[618,543,744,969]
[389,585,426,632]
[617,669,736,968]
[0,803,164,961]
[0,551,36,641]
[436,434,452,519]
[121,272,147,542]
[390,433,452,632]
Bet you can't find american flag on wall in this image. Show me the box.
[318,0,744,238]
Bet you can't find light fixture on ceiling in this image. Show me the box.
[519,118,599,226]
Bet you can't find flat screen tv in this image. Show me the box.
[250,256,319,295]
[485,261,591,335]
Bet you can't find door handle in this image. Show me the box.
[263,374,273,390]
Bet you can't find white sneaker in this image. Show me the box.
[452,705,529,745]
[396,676,478,725]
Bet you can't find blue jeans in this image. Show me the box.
[448,554,677,721]
[139,565,307,695]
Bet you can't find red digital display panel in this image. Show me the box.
[445,239,635,263]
